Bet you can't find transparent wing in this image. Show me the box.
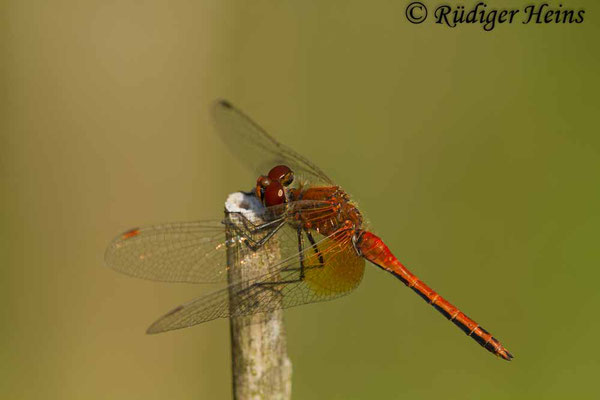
[104,200,336,284]
[105,220,230,283]
[147,230,365,333]
[212,100,335,186]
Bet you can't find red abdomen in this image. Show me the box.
[357,231,513,361]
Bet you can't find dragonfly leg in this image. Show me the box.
[296,226,306,280]
[281,228,325,276]
[226,214,287,251]
[226,211,284,233]
[234,276,304,311]
[306,230,325,268]
[292,227,327,275]
[251,279,301,300]
[234,228,312,307]
[242,220,287,251]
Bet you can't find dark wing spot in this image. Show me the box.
[165,305,184,317]
[219,99,233,108]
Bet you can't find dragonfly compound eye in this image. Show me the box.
[268,165,294,187]
[263,180,286,206]
[255,176,271,201]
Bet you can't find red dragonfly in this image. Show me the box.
[106,100,513,361]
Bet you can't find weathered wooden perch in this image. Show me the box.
[225,192,292,400]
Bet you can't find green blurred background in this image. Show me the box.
[2,0,599,399]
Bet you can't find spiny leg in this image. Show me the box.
[250,226,307,300]
[226,211,285,233]
[242,220,287,251]
[281,228,326,276]
[306,230,325,268]
[226,215,287,251]
[296,226,306,280]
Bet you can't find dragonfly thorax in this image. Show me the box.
[288,186,363,238]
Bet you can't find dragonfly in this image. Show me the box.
[105,100,513,361]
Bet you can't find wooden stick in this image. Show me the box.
[225,192,292,400]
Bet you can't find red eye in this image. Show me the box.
[268,165,294,186]
[263,180,286,206]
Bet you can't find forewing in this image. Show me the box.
[212,100,335,186]
[146,230,365,333]
[104,221,230,283]
[104,200,336,284]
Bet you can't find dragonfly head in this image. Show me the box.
[255,165,295,207]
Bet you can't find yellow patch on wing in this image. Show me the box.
[304,236,365,295]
